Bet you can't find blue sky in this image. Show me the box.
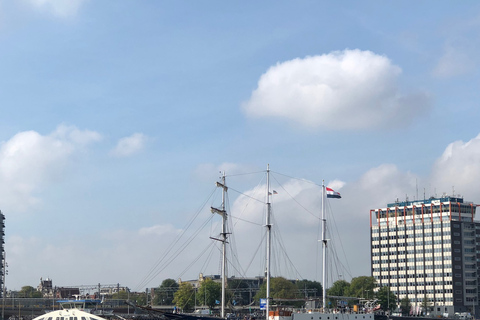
[2,0,480,292]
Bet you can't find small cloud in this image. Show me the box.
[23,0,86,18]
[110,133,147,158]
[242,49,430,130]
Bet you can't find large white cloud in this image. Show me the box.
[243,49,430,130]
[0,125,101,212]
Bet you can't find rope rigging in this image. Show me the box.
[134,168,352,295]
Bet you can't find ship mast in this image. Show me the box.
[321,181,327,311]
[266,164,272,320]
[211,172,228,318]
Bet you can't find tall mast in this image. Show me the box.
[211,172,228,318]
[321,181,327,311]
[266,164,272,320]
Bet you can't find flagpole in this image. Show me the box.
[266,164,271,320]
[322,181,327,311]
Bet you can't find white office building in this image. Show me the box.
[370,196,478,317]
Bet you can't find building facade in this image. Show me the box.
[370,196,479,317]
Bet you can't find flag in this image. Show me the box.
[326,187,341,199]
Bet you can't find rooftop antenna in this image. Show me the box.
[423,188,426,201]
[416,179,418,201]
[452,186,455,197]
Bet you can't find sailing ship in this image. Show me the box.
[139,166,379,320]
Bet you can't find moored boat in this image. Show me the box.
[33,299,110,320]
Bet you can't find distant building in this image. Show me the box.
[56,287,80,299]
[38,277,54,298]
[370,195,478,317]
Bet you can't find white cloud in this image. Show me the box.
[0,125,101,212]
[24,0,85,18]
[242,49,430,130]
[110,133,147,157]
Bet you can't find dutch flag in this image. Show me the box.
[326,187,341,199]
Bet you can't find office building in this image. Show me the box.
[370,196,478,316]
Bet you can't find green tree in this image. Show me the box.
[347,276,376,299]
[254,277,300,305]
[111,289,129,299]
[196,279,221,310]
[326,280,350,308]
[295,280,322,299]
[399,297,411,316]
[375,286,396,312]
[19,286,42,298]
[173,283,195,312]
[153,279,179,305]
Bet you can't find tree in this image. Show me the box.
[375,287,396,312]
[173,282,195,312]
[326,280,350,308]
[347,276,376,299]
[254,277,300,305]
[196,279,221,310]
[153,279,179,305]
[111,290,129,299]
[295,280,322,299]
[399,297,411,316]
[19,286,42,298]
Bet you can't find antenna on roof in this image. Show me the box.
[452,186,455,197]
[416,179,418,201]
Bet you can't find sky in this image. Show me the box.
[1,0,480,293]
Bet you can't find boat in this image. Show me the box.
[32,299,111,320]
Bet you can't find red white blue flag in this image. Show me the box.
[326,187,341,199]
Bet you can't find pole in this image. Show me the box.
[220,172,227,318]
[322,182,327,311]
[266,164,272,320]
[211,173,228,318]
